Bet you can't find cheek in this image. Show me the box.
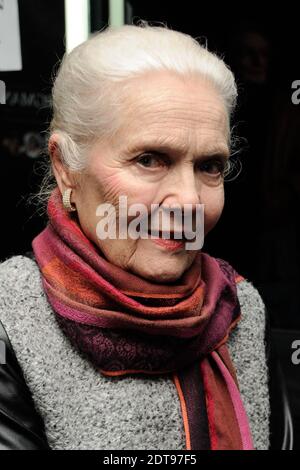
[79,169,159,240]
[104,176,159,218]
[95,166,158,209]
[202,186,224,235]
[94,171,127,206]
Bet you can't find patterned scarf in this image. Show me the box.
[32,187,254,450]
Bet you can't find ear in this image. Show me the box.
[48,133,75,195]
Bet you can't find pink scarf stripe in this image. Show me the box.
[34,228,142,308]
[34,228,206,318]
[211,351,254,450]
[43,278,210,337]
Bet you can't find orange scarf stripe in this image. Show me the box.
[119,289,198,299]
[42,256,109,306]
[172,373,192,450]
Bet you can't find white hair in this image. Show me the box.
[49,20,238,174]
[25,19,242,214]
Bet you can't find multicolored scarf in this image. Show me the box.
[32,187,254,450]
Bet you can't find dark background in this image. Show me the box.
[0,0,299,449]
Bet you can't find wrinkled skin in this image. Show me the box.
[50,71,230,283]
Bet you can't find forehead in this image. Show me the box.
[114,71,230,152]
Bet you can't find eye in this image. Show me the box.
[136,153,168,169]
[198,158,226,176]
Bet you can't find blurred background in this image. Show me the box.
[0,0,299,449]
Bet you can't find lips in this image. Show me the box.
[147,230,195,242]
[151,237,185,251]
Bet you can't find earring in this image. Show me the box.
[62,188,77,212]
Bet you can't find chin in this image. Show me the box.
[134,261,187,284]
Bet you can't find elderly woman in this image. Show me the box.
[0,22,270,450]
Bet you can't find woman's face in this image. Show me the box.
[53,71,230,282]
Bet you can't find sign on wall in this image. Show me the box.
[0,0,22,71]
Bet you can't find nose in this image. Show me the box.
[151,163,203,239]
[156,166,202,236]
[163,165,201,208]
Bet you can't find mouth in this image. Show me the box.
[145,230,195,252]
[147,230,195,242]
[151,237,185,251]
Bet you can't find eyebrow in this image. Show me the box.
[126,140,230,160]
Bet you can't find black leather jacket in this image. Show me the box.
[0,317,50,449]
[0,298,293,450]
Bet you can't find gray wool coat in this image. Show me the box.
[0,255,270,450]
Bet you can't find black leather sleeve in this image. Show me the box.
[0,319,51,450]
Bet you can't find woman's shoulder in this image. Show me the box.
[235,277,267,328]
[225,273,270,450]
[222,261,268,385]
[228,275,268,375]
[0,253,43,322]
[0,253,41,290]
[0,254,51,449]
